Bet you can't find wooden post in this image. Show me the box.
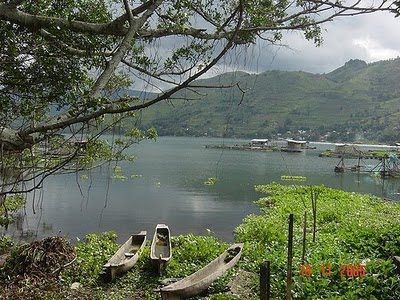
[311,189,317,243]
[301,211,307,264]
[383,157,386,176]
[286,214,294,300]
[260,261,270,300]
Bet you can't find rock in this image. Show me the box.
[70,282,82,290]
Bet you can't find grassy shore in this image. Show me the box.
[1,184,400,299]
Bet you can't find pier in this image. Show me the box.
[334,155,400,178]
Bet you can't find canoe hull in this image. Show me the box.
[104,231,147,280]
[150,224,171,275]
[160,243,243,299]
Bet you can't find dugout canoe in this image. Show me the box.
[150,224,171,275]
[103,231,146,280]
[159,243,243,299]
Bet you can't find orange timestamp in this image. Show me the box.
[300,264,366,278]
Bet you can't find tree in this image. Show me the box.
[0,0,399,200]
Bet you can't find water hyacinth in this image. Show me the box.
[235,183,400,299]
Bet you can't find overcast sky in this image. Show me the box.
[131,8,400,91]
[208,11,400,76]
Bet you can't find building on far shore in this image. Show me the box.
[250,139,269,148]
[283,139,307,152]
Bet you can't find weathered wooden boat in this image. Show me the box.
[150,224,171,275]
[159,243,243,299]
[103,231,146,280]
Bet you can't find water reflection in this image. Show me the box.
[2,137,400,242]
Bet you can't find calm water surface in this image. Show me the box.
[3,137,400,242]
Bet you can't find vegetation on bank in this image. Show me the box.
[0,195,26,226]
[0,232,232,299]
[368,150,400,158]
[320,149,400,158]
[235,184,400,298]
[0,236,13,255]
[1,184,400,299]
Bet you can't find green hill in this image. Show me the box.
[137,58,400,143]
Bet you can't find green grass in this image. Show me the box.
[235,183,400,299]
[61,233,232,299]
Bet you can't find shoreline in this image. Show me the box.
[2,184,400,299]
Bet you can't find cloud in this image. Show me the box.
[221,11,400,74]
[131,10,400,91]
[352,37,400,61]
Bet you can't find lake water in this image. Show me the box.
[3,137,400,243]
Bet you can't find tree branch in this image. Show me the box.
[90,0,162,99]
[22,1,245,135]
[0,3,124,35]
[0,0,397,42]
[123,0,135,25]
[38,29,113,57]
[24,0,163,135]
[0,127,33,150]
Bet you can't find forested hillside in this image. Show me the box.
[137,58,400,143]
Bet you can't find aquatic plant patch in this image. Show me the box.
[235,183,400,299]
[280,175,307,181]
[204,176,217,185]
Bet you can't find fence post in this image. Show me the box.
[286,213,294,300]
[302,211,307,264]
[260,261,270,300]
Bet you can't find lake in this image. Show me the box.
[3,137,400,243]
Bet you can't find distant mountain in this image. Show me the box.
[135,58,400,143]
[325,59,368,83]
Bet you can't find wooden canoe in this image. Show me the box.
[150,224,171,275]
[159,243,243,299]
[103,231,146,280]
